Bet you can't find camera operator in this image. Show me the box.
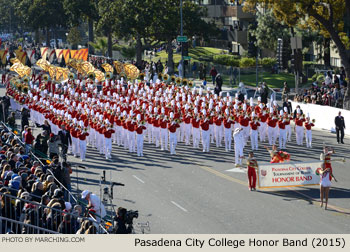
[113,207,132,234]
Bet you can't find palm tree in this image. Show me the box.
[88,37,108,56]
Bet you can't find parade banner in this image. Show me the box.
[70,49,78,59]
[55,49,63,63]
[78,48,88,61]
[63,49,70,64]
[48,49,56,63]
[15,50,27,65]
[0,49,7,65]
[258,161,321,188]
[26,49,36,64]
[40,47,48,60]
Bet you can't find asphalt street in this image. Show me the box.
[2,86,349,234]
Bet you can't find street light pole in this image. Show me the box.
[180,0,184,78]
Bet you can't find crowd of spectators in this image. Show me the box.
[294,69,348,109]
[0,119,104,234]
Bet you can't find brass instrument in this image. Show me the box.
[105,71,113,80]
[43,74,50,82]
[139,72,145,81]
[22,76,30,84]
[175,77,182,85]
[188,80,193,88]
[163,74,169,82]
[68,72,75,80]
[23,86,29,94]
[312,119,315,123]
[158,73,163,80]
[182,78,188,86]
[171,75,176,83]
[87,71,95,80]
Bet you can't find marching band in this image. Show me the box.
[5,75,317,164]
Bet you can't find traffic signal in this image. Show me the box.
[290,55,295,73]
[276,38,283,69]
[182,42,189,57]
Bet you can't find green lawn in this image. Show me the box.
[150,46,226,63]
[149,46,307,89]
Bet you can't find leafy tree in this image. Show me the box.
[152,0,218,73]
[96,0,119,58]
[15,0,68,45]
[67,26,82,49]
[250,10,289,51]
[243,0,350,109]
[113,0,156,66]
[88,37,108,55]
[63,0,99,53]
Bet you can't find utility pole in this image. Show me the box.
[180,0,184,78]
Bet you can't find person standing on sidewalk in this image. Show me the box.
[209,66,217,85]
[335,111,345,144]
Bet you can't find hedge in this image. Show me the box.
[213,54,240,67]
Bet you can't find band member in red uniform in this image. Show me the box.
[78,127,89,161]
[304,115,315,148]
[294,108,305,145]
[168,112,180,155]
[249,113,260,150]
[136,114,147,157]
[200,110,210,152]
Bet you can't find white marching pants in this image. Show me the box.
[152,127,160,147]
[241,125,250,146]
[79,140,87,161]
[209,124,215,143]
[72,137,80,157]
[295,125,304,145]
[214,125,223,147]
[169,132,177,155]
[184,123,192,145]
[136,133,144,156]
[192,127,200,148]
[259,122,267,142]
[201,129,210,152]
[279,129,286,149]
[224,127,232,151]
[147,123,153,143]
[160,128,168,150]
[234,143,244,165]
[268,126,277,145]
[128,131,136,152]
[180,122,185,142]
[105,138,112,158]
[305,130,312,148]
[285,124,292,142]
[250,130,258,150]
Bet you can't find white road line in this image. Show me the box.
[171,201,188,212]
[132,175,145,184]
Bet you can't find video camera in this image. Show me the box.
[125,210,139,225]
